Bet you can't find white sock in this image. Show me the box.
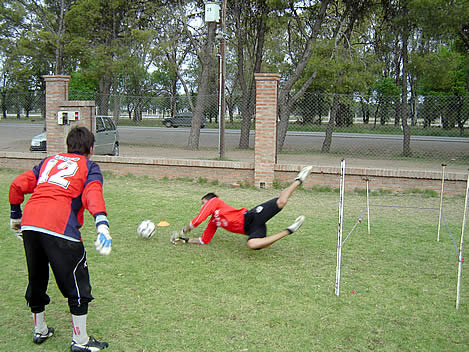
[32,312,48,334]
[71,314,89,345]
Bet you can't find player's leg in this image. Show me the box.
[22,231,55,344]
[276,165,313,208]
[43,236,109,351]
[247,216,305,249]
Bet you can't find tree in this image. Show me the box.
[275,0,331,152]
[229,0,271,149]
[168,1,218,150]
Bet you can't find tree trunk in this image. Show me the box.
[277,0,331,152]
[321,94,339,153]
[401,29,411,157]
[112,78,120,124]
[393,38,401,127]
[277,95,290,152]
[188,22,217,150]
[98,75,111,116]
[54,0,66,75]
[235,1,266,149]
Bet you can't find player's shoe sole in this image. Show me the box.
[295,165,313,184]
[33,326,55,344]
[70,336,109,352]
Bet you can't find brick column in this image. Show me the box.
[254,73,280,189]
[42,75,95,155]
[43,75,70,155]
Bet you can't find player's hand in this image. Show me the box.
[10,218,23,240]
[170,231,188,245]
[95,224,112,255]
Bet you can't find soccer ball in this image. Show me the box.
[137,220,156,239]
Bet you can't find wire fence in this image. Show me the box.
[1,90,468,161]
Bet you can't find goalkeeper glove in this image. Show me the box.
[9,218,23,240]
[170,230,189,245]
[95,224,112,255]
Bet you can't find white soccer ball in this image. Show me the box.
[137,220,156,239]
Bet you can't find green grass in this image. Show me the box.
[0,168,468,351]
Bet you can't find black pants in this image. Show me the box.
[244,197,282,240]
[22,230,93,315]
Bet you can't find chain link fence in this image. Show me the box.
[1,90,468,162]
[282,93,469,162]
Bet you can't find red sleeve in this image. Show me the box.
[190,198,218,229]
[9,170,38,205]
[200,220,218,244]
[82,180,107,216]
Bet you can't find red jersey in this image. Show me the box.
[9,153,107,242]
[190,197,248,244]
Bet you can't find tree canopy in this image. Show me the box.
[1,0,468,148]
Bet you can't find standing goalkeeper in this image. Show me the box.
[171,165,312,249]
[9,126,111,352]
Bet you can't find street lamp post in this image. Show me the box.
[218,0,227,159]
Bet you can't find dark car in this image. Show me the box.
[30,116,120,156]
[162,113,205,128]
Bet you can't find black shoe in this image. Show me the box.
[33,326,55,344]
[70,336,109,352]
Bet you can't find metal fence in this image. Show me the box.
[1,90,468,162]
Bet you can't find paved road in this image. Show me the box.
[1,123,467,167]
[117,125,469,150]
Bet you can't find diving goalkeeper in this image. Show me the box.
[171,165,312,250]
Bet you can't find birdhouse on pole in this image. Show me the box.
[205,1,220,23]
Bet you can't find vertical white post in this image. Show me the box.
[456,171,468,310]
[335,159,346,296]
[437,163,446,242]
[366,178,371,235]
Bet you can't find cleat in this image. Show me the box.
[295,165,313,184]
[71,336,109,352]
[33,326,55,344]
[286,216,305,234]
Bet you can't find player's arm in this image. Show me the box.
[9,169,40,238]
[82,164,112,255]
[171,221,217,245]
[9,169,40,205]
[189,198,217,229]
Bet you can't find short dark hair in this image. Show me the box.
[66,126,95,155]
[202,193,218,201]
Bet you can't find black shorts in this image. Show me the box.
[22,230,93,315]
[244,197,282,240]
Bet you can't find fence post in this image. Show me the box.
[254,73,281,189]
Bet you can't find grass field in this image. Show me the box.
[1,168,468,351]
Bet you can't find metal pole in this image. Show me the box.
[456,170,468,310]
[335,159,346,296]
[218,0,226,159]
[365,178,371,235]
[437,163,446,242]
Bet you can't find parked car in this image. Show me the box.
[30,116,120,156]
[162,113,206,128]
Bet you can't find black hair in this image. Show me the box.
[202,192,218,201]
[66,126,95,155]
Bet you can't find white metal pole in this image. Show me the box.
[437,163,446,242]
[456,170,469,310]
[366,178,371,235]
[335,159,346,296]
[217,53,222,156]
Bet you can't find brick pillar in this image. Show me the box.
[42,75,70,155]
[254,73,280,189]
